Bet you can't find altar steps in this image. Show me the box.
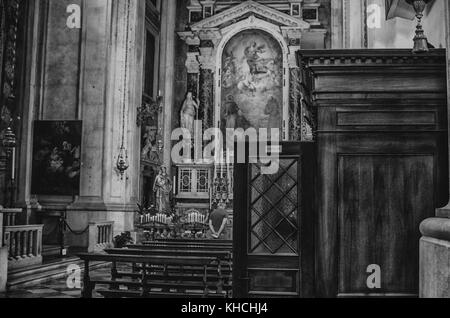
[7,257,108,290]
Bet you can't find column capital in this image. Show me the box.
[186,52,200,74]
[178,31,201,46]
[288,45,300,68]
[198,47,216,71]
[196,28,222,47]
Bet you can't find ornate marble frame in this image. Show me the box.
[214,16,291,138]
[178,0,310,140]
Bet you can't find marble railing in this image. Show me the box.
[88,221,114,253]
[2,208,22,227]
[4,225,44,270]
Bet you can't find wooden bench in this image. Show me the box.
[155,238,232,245]
[78,253,228,298]
[139,242,232,251]
[105,248,232,292]
[125,242,233,278]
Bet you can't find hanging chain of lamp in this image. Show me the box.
[116,0,131,180]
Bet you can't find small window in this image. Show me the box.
[203,5,214,19]
[291,3,301,17]
[189,10,202,23]
[303,8,319,22]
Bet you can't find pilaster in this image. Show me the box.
[160,0,177,175]
[65,0,144,238]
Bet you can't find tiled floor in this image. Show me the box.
[0,266,113,299]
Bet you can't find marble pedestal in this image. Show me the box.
[419,217,450,298]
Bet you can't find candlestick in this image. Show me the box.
[173,175,176,195]
[11,148,16,180]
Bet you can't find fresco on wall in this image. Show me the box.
[31,121,82,196]
[221,30,283,133]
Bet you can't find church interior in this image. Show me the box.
[0,0,450,299]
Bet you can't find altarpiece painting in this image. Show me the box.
[221,30,283,133]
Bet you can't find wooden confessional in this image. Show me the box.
[233,49,449,298]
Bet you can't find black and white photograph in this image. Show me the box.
[0,0,450,310]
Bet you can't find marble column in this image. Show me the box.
[198,44,215,130]
[16,0,43,223]
[331,0,344,49]
[159,0,177,174]
[199,69,214,129]
[289,68,302,141]
[65,0,144,242]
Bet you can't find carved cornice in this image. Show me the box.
[298,49,447,69]
[190,0,310,30]
[178,31,201,46]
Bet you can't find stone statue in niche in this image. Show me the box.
[180,92,200,137]
[153,167,172,214]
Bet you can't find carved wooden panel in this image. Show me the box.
[300,49,448,298]
[338,154,434,295]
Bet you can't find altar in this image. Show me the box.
[136,1,324,242]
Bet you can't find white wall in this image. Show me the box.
[338,0,446,49]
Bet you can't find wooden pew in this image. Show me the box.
[104,248,232,293]
[125,242,232,279]
[139,241,232,251]
[155,238,232,245]
[105,248,231,261]
[78,253,225,298]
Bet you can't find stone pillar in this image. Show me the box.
[331,0,344,49]
[199,69,214,129]
[16,0,43,223]
[283,28,303,141]
[289,68,302,141]
[198,43,215,129]
[65,0,144,244]
[159,0,177,173]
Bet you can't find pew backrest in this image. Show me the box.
[78,253,218,266]
[105,248,231,260]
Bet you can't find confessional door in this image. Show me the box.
[233,142,315,298]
